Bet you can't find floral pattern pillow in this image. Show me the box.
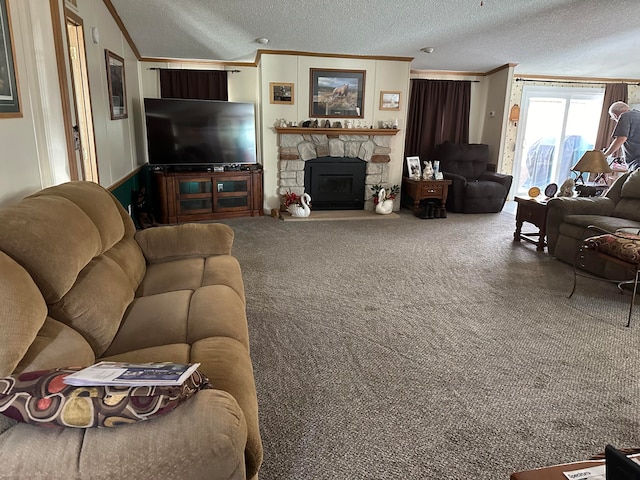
[585,232,640,264]
[0,367,210,428]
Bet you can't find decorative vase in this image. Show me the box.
[287,193,311,217]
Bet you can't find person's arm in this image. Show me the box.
[604,135,627,157]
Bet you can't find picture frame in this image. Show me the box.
[0,0,21,117]
[105,49,127,120]
[406,156,422,179]
[380,91,400,111]
[270,82,294,105]
[309,68,365,118]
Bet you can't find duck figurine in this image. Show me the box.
[375,189,394,215]
[287,193,311,217]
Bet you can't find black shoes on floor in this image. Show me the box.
[414,202,447,219]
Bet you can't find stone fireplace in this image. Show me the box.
[277,131,394,210]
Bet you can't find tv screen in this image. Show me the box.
[144,98,257,166]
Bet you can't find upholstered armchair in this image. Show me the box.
[433,142,513,213]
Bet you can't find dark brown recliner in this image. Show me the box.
[434,142,513,213]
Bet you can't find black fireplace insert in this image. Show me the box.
[304,157,366,210]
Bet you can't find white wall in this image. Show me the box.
[259,53,411,211]
[0,0,143,208]
[480,66,514,170]
[0,0,63,206]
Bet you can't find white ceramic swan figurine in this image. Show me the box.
[375,188,394,215]
[288,192,311,217]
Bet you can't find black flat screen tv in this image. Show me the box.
[144,98,257,166]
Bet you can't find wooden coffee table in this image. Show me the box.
[514,196,549,251]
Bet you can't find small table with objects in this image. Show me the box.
[513,196,549,251]
[402,177,452,211]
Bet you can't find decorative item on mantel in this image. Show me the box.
[371,184,399,215]
[283,191,311,217]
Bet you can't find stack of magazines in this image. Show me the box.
[63,361,201,387]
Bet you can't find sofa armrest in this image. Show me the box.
[135,223,234,263]
[545,196,616,255]
[478,171,512,186]
[0,389,249,479]
[443,172,467,212]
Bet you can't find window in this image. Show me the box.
[512,86,604,196]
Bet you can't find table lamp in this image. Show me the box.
[570,150,612,184]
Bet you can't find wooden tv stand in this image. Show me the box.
[153,168,263,223]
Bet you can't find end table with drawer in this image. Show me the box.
[513,196,549,251]
[402,177,452,211]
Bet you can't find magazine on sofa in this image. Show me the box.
[63,361,201,387]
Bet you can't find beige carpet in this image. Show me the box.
[280,209,400,221]
[219,208,640,480]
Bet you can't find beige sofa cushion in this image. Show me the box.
[192,337,262,480]
[0,389,248,480]
[48,255,135,356]
[29,181,125,252]
[103,284,248,357]
[0,196,102,303]
[135,223,234,263]
[14,318,95,374]
[0,252,48,376]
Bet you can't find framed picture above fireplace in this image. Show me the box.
[309,68,365,118]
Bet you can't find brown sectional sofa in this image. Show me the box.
[546,170,640,278]
[0,181,262,479]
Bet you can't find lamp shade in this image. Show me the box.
[571,150,612,174]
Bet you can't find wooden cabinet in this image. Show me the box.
[401,177,452,209]
[154,169,263,223]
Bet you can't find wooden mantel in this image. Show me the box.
[275,127,401,136]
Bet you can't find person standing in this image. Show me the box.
[604,101,640,172]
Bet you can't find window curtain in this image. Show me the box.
[404,79,471,161]
[159,69,228,101]
[594,83,627,152]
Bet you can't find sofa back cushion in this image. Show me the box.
[0,252,48,376]
[434,142,490,181]
[612,170,640,221]
[0,182,146,357]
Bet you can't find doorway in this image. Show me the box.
[65,10,98,182]
[512,86,604,196]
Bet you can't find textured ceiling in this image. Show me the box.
[109,0,640,79]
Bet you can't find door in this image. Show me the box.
[512,86,604,196]
[65,10,98,181]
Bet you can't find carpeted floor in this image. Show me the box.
[220,207,640,480]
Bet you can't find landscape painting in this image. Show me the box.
[309,68,365,118]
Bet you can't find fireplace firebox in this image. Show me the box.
[304,157,366,210]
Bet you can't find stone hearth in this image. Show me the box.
[278,133,392,210]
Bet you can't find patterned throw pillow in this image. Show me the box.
[584,232,640,264]
[0,367,211,428]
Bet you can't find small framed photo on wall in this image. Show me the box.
[380,91,400,110]
[105,49,127,120]
[270,82,294,105]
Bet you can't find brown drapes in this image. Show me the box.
[159,69,228,101]
[404,79,471,161]
[595,83,627,152]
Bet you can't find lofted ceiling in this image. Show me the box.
[109,0,640,79]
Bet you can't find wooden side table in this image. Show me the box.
[513,196,549,251]
[402,177,452,210]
